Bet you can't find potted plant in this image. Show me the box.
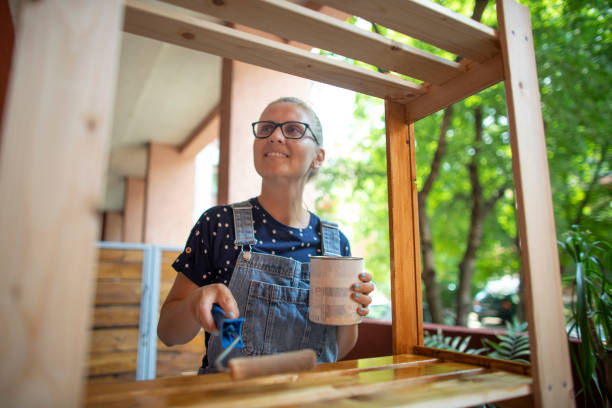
[558,227,611,407]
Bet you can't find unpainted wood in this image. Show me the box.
[404,55,504,122]
[385,101,423,354]
[92,305,140,328]
[88,352,139,377]
[90,328,140,354]
[497,0,574,406]
[97,261,142,280]
[98,248,144,263]
[316,0,499,62]
[123,0,425,103]
[161,0,463,85]
[94,281,142,305]
[0,1,124,406]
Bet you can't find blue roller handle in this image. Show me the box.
[211,304,245,349]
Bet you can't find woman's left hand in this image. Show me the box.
[351,272,375,317]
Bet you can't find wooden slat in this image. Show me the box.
[497,0,573,406]
[413,346,531,376]
[92,305,140,328]
[157,330,205,354]
[96,261,142,280]
[161,0,463,85]
[123,0,425,103]
[97,248,144,263]
[385,101,423,354]
[161,250,181,281]
[89,328,140,354]
[94,281,142,305]
[156,351,202,378]
[86,372,136,385]
[316,0,500,62]
[0,1,124,406]
[88,352,138,376]
[86,360,483,406]
[404,55,504,122]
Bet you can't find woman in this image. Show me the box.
[158,97,374,374]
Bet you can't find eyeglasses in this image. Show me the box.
[251,121,319,144]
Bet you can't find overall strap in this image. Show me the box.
[230,200,257,246]
[320,219,341,256]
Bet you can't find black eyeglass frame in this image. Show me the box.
[251,121,319,145]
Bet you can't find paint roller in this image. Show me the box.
[211,304,316,380]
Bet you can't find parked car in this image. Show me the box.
[473,275,520,324]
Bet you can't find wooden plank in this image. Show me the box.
[496,0,574,406]
[94,281,142,305]
[0,1,124,406]
[404,55,504,123]
[92,305,140,328]
[413,346,531,376]
[156,351,203,378]
[89,328,140,354]
[88,352,138,377]
[98,248,144,263]
[85,354,437,401]
[385,101,423,354]
[179,104,221,157]
[298,371,531,408]
[86,372,136,385]
[123,0,425,103]
[86,360,484,406]
[316,0,500,62]
[161,0,463,85]
[96,261,142,280]
[157,329,205,354]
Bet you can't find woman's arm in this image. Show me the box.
[157,273,239,346]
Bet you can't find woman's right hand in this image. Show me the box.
[188,283,240,335]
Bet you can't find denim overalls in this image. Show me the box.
[200,200,342,374]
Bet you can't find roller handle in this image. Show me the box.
[211,304,245,349]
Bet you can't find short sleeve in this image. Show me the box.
[173,214,213,287]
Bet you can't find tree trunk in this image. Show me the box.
[418,107,452,323]
[418,0,490,324]
[455,106,508,326]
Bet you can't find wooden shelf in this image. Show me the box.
[85,353,532,407]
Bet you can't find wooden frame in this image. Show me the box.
[0,0,573,406]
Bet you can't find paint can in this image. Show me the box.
[309,256,363,326]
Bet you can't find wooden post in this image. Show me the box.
[385,100,423,354]
[0,1,124,406]
[497,0,574,406]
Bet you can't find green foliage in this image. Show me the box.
[558,227,611,406]
[424,329,487,355]
[316,0,611,323]
[482,320,530,364]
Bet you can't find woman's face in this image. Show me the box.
[253,102,324,184]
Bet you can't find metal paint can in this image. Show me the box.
[309,256,364,326]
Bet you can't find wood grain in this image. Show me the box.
[497,0,574,406]
[84,354,532,407]
[0,1,124,406]
[315,0,500,62]
[385,101,423,354]
[161,0,463,85]
[123,0,425,103]
[92,305,140,328]
[404,55,504,122]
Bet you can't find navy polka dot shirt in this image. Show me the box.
[173,197,351,286]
